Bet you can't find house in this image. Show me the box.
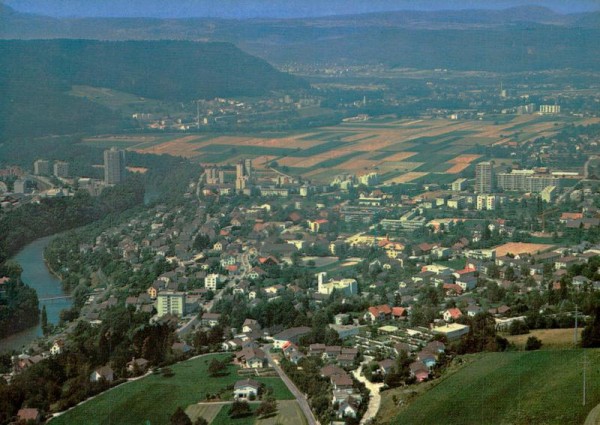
[409,361,429,382]
[233,379,261,400]
[90,365,114,383]
[443,308,463,322]
[466,305,482,317]
[365,304,392,322]
[242,318,261,333]
[331,373,354,391]
[282,342,304,364]
[417,351,436,368]
[235,347,267,369]
[425,341,445,354]
[337,398,360,419]
[378,359,396,375]
[271,326,312,349]
[127,357,150,374]
[322,346,342,361]
[172,341,193,354]
[321,364,346,378]
[201,312,222,328]
[50,339,64,356]
[442,283,463,297]
[394,342,412,356]
[392,307,407,319]
[17,408,41,424]
[309,343,326,356]
[573,275,591,287]
[308,219,329,233]
[337,353,356,368]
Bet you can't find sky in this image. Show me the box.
[3,0,599,18]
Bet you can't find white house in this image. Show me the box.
[90,365,114,383]
[233,379,261,399]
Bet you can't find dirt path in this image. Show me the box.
[352,363,384,424]
[584,403,600,425]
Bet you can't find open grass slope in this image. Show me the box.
[50,354,293,425]
[387,349,600,425]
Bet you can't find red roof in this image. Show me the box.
[446,308,463,319]
[456,266,477,275]
[369,304,392,316]
[392,307,407,317]
[443,283,463,295]
[561,212,583,220]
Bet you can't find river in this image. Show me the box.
[0,236,72,352]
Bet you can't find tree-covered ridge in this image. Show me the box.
[0,39,306,102]
[0,177,145,265]
[0,39,307,138]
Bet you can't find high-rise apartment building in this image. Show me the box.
[34,159,50,176]
[104,148,127,185]
[235,159,253,191]
[53,161,69,178]
[496,170,560,193]
[475,162,494,194]
[156,291,185,317]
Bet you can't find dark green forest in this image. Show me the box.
[0,263,39,339]
[0,39,308,138]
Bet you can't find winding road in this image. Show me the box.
[264,346,319,425]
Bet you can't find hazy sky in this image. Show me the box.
[3,0,599,18]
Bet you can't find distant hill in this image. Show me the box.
[0,39,307,138]
[0,5,598,71]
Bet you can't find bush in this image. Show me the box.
[508,320,529,335]
[525,336,543,351]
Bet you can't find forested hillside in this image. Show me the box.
[0,39,307,138]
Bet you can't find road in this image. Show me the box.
[352,363,384,425]
[264,345,319,425]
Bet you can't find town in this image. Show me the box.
[1,2,600,425]
[2,115,600,423]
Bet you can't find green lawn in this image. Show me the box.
[390,349,600,425]
[50,354,293,425]
[212,405,258,425]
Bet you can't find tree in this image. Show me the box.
[256,396,277,418]
[170,407,192,425]
[525,336,542,351]
[41,305,49,336]
[194,418,208,425]
[229,400,252,418]
[208,358,227,377]
[582,306,600,348]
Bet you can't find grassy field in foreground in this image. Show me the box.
[50,354,293,425]
[381,349,600,425]
[203,401,307,425]
[505,328,583,350]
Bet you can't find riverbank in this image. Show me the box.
[0,236,72,352]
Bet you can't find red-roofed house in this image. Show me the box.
[365,305,392,322]
[560,212,583,223]
[308,219,329,233]
[17,408,41,424]
[392,307,407,319]
[443,308,463,322]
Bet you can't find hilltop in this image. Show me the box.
[379,349,600,425]
[1,4,599,71]
[0,39,307,138]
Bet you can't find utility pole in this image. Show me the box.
[574,304,578,346]
[583,351,587,406]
